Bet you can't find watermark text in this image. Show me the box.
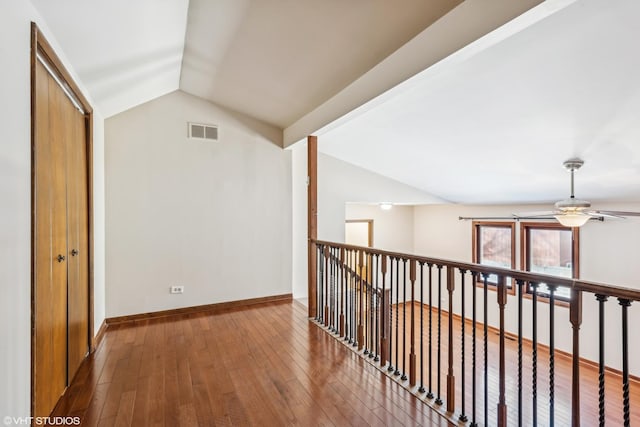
[3,416,80,426]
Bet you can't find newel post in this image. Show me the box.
[570,289,582,427]
[409,259,417,387]
[307,135,317,318]
[446,266,455,412]
[497,275,508,427]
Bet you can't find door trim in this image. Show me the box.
[30,22,95,416]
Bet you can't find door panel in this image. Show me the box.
[34,60,56,417]
[34,60,69,417]
[67,107,89,379]
[48,66,70,410]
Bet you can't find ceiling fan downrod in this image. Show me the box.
[563,158,584,199]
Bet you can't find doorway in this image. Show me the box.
[345,219,373,279]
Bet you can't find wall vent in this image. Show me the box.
[188,122,218,141]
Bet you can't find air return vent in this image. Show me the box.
[188,122,218,141]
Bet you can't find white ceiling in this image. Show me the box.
[29,0,640,206]
[31,0,189,118]
[318,0,640,205]
[179,0,461,128]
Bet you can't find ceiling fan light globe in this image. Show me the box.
[554,213,590,227]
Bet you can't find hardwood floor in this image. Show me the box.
[342,302,640,426]
[51,300,452,426]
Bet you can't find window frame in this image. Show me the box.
[520,222,580,304]
[472,221,516,294]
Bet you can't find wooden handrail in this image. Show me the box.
[313,239,640,302]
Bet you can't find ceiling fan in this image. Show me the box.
[514,158,640,227]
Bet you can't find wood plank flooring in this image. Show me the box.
[336,301,640,426]
[51,300,451,426]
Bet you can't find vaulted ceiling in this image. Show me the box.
[30,0,640,205]
[31,0,462,125]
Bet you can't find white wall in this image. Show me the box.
[345,204,414,253]
[318,153,443,242]
[290,141,308,299]
[0,0,106,418]
[105,90,291,317]
[92,114,106,334]
[289,151,442,301]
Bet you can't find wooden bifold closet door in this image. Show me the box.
[33,51,90,418]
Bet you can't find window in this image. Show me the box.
[472,222,515,291]
[521,223,579,302]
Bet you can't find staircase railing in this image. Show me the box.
[311,239,640,427]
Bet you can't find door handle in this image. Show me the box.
[57,254,66,263]
[71,249,79,256]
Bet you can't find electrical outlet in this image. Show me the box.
[170,285,184,294]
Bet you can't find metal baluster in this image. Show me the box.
[532,282,538,426]
[427,263,434,399]
[517,279,524,427]
[344,249,353,342]
[319,244,324,323]
[315,244,319,322]
[339,248,345,337]
[352,249,357,346]
[330,247,335,331]
[357,250,363,349]
[402,258,408,380]
[549,284,556,427]
[369,254,375,356]
[334,247,339,333]
[324,246,329,327]
[619,298,632,427]
[470,272,478,427]
[395,258,401,376]
[459,270,468,422]
[388,257,395,373]
[337,248,341,333]
[364,256,370,354]
[570,289,582,427]
[381,254,388,367]
[596,294,608,427]
[436,265,443,405]
[331,247,336,332]
[343,249,348,339]
[483,273,488,427]
[368,254,374,357]
[353,250,358,347]
[497,276,508,426]
[419,262,425,393]
[371,254,380,362]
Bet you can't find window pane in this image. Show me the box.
[528,228,573,299]
[479,226,511,284]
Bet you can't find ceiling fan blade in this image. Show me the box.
[591,210,640,217]
[585,211,624,219]
[513,211,556,217]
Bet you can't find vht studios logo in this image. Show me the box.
[3,416,80,426]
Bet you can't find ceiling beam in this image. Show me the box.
[284,0,578,148]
